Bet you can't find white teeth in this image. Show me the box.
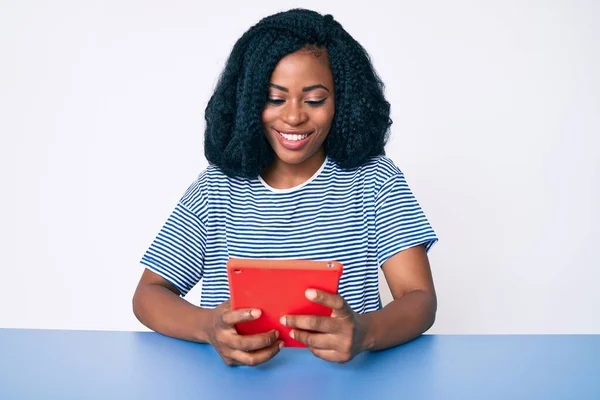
[279,131,309,141]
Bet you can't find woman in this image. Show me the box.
[133,8,438,367]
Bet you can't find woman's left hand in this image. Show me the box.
[280,289,371,363]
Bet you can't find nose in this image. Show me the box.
[281,100,308,126]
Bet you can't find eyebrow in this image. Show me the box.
[269,83,330,93]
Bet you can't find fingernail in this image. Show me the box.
[274,330,279,339]
[279,341,284,350]
[306,289,317,300]
[250,309,261,319]
[289,330,295,339]
[280,316,287,326]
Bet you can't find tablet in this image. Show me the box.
[226,258,343,348]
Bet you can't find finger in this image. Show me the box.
[281,315,338,333]
[222,356,242,367]
[223,329,280,352]
[229,340,284,366]
[289,330,337,350]
[305,289,348,312]
[219,300,231,311]
[221,308,262,326]
[309,348,349,363]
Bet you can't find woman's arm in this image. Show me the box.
[360,244,437,350]
[132,269,282,366]
[132,268,213,343]
[282,244,436,361]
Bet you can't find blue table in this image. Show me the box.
[0,329,598,399]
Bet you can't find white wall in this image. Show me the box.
[1,0,598,334]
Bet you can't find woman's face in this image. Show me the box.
[261,48,335,166]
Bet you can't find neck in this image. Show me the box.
[261,149,326,190]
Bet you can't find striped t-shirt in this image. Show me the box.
[140,155,438,314]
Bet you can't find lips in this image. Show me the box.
[273,128,314,150]
[276,129,313,136]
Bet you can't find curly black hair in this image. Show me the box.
[204,8,392,178]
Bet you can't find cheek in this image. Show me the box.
[313,106,335,129]
[261,108,277,126]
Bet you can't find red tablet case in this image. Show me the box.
[226,258,343,348]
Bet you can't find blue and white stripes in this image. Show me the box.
[141,156,437,314]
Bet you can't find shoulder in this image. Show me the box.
[180,164,257,207]
[362,155,402,178]
[330,155,403,192]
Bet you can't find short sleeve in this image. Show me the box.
[374,172,438,267]
[140,178,208,296]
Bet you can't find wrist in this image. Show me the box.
[192,306,216,343]
[358,313,377,352]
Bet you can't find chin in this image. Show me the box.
[272,148,314,165]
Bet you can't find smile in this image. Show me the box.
[275,129,313,142]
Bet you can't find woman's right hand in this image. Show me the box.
[206,300,283,366]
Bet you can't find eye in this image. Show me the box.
[266,98,328,107]
[305,98,327,107]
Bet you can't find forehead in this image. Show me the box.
[269,49,333,87]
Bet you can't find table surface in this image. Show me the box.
[0,329,599,399]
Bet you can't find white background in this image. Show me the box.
[1,0,598,334]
